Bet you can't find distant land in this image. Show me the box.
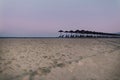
[116,32,120,34]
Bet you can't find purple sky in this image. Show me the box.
[0,0,120,37]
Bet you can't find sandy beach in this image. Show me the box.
[0,38,120,80]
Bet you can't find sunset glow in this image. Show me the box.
[0,0,120,37]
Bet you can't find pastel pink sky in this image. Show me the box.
[0,0,120,37]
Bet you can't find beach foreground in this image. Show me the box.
[0,38,120,80]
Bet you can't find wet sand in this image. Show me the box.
[0,38,120,80]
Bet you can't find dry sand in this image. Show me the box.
[0,38,120,80]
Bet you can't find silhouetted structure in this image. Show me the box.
[58,30,120,38]
[65,31,69,38]
[58,30,64,38]
[69,30,74,38]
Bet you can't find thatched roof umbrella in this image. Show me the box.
[58,30,64,37]
[65,31,69,38]
[75,30,80,38]
[69,30,74,38]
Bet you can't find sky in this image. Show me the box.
[0,0,120,37]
